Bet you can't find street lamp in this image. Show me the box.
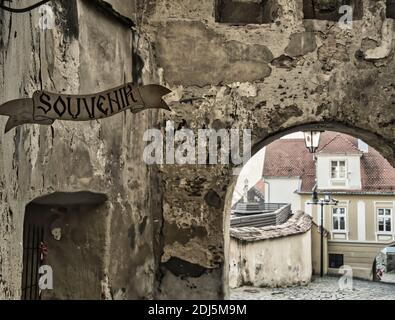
[304,131,322,154]
[304,130,338,277]
[308,194,338,277]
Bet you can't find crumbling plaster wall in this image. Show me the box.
[229,231,312,289]
[1,0,394,301]
[136,0,395,299]
[0,0,160,299]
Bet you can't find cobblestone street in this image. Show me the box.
[231,277,395,300]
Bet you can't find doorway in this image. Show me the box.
[21,191,107,300]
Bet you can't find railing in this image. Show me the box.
[276,204,292,225]
[22,224,44,300]
[231,204,292,228]
[231,203,288,215]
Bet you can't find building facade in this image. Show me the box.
[264,132,395,279]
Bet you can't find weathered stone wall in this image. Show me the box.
[1,0,395,300]
[25,201,107,299]
[0,0,161,299]
[387,253,395,272]
[136,0,395,299]
[328,241,395,280]
[229,230,312,288]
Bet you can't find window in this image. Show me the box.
[329,254,344,268]
[331,160,346,179]
[215,0,279,24]
[377,208,392,233]
[332,207,346,231]
[388,0,395,19]
[303,0,363,21]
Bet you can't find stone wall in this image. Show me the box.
[229,230,312,288]
[327,241,392,280]
[0,0,161,300]
[138,0,395,299]
[24,200,106,299]
[1,0,395,300]
[387,254,395,272]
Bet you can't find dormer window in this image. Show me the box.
[303,0,363,21]
[331,160,347,179]
[215,0,279,24]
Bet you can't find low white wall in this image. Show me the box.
[229,230,312,288]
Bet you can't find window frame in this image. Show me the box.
[377,207,393,234]
[330,159,347,180]
[329,253,344,269]
[332,206,347,232]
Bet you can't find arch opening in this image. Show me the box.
[223,123,395,300]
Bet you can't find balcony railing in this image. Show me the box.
[231,202,288,215]
[231,203,292,228]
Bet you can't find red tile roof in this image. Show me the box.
[254,179,265,195]
[318,133,361,154]
[262,139,316,178]
[361,147,395,192]
[263,132,395,194]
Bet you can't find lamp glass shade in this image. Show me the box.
[304,131,321,153]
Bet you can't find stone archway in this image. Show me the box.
[1,0,393,301]
[145,0,395,299]
[154,81,395,300]
[147,6,395,299]
[221,121,395,298]
[156,115,395,300]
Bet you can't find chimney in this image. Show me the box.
[358,139,369,153]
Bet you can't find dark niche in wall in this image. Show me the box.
[215,0,280,25]
[388,0,395,19]
[303,0,363,21]
[21,192,108,300]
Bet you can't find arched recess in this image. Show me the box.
[21,191,107,300]
[222,120,395,298]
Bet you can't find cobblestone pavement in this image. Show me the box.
[230,277,395,300]
[381,273,395,284]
